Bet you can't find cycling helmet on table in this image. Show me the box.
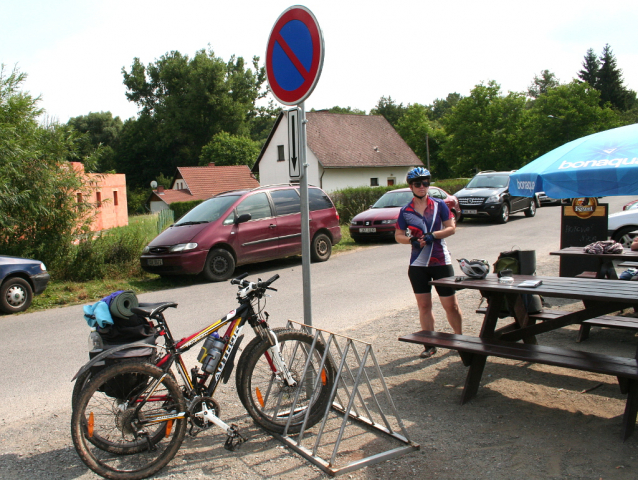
[457,258,489,279]
[406,167,431,184]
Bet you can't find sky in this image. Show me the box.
[3,0,638,123]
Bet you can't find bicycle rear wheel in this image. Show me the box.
[71,362,187,480]
[236,329,335,434]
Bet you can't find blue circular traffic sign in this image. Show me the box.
[266,6,324,105]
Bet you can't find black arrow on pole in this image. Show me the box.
[291,113,298,172]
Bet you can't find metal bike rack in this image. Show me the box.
[270,320,419,476]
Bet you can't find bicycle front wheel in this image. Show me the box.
[71,362,187,480]
[237,329,335,434]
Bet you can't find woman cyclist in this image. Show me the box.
[395,167,463,358]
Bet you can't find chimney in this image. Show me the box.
[157,185,165,194]
[208,163,215,167]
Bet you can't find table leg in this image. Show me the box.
[511,294,538,345]
[461,355,487,405]
[598,260,618,279]
[622,380,638,441]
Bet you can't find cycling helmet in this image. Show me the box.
[406,167,431,184]
[457,258,489,279]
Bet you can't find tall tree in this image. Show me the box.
[440,81,527,176]
[68,111,123,172]
[527,70,560,99]
[199,132,261,168]
[369,96,407,126]
[395,104,451,178]
[0,66,97,266]
[596,44,631,110]
[521,81,620,161]
[428,93,462,121]
[117,48,266,187]
[578,48,600,86]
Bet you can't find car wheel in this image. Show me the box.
[524,199,536,217]
[496,203,510,224]
[0,277,33,314]
[201,248,236,282]
[311,233,332,262]
[612,227,638,249]
[456,213,464,223]
[450,209,458,223]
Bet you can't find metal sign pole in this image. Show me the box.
[299,102,312,326]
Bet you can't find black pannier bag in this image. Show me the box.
[89,313,158,398]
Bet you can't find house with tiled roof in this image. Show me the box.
[252,111,423,192]
[148,164,259,213]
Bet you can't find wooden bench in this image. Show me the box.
[576,271,598,278]
[476,307,565,322]
[476,308,638,342]
[398,330,638,440]
[579,315,638,342]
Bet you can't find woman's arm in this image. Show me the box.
[433,218,456,240]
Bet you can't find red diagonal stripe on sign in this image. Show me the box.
[273,31,310,79]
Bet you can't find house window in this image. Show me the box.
[113,191,119,206]
[96,192,102,207]
[387,178,395,186]
[277,145,285,162]
[370,178,379,187]
[76,193,83,203]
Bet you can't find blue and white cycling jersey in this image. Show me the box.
[396,196,452,267]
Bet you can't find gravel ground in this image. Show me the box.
[2,253,638,479]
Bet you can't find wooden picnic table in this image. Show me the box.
[550,246,638,279]
[399,273,638,440]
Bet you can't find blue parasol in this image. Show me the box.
[510,123,638,198]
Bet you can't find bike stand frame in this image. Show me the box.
[269,320,420,476]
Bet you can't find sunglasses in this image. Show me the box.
[411,180,430,188]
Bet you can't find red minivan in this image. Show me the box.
[140,185,341,281]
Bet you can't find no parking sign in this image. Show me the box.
[265,6,324,106]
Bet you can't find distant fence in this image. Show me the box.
[156,209,174,233]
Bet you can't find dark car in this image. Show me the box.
[454,170,536,224]
[140,185,341,282]
[0,256,50,314]
[349,186,461,243]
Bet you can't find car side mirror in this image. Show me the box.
[235,213,252,224]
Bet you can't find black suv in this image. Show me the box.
[454,170,536,224]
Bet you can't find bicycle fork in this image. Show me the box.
[264,329,297,387]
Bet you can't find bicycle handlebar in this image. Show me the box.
[230,273,279,293]
[230,272,249,285]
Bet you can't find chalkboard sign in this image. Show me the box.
[560,199,608,277]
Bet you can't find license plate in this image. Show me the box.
[148,259,163,266]
[360,228,376,233]
[462,209,477,214]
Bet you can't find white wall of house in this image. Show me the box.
[150,201,168,213]
[320,167,412,193]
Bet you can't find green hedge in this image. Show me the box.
[330,178,471,225]
[170,200,204,221]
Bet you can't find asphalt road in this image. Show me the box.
[0,196,632,425]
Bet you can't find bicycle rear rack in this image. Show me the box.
[271,320,419,476]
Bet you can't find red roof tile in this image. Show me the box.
[306,112,421,168]
[151,165,259,205]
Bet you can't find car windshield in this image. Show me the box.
[466,175,509,189]
[372,191,414,208]
[175,195,240,225]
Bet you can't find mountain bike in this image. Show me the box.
[71,273,336,480]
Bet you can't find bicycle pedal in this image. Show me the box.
[224,425,246,452]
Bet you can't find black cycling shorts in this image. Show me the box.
[408,264,456,296]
